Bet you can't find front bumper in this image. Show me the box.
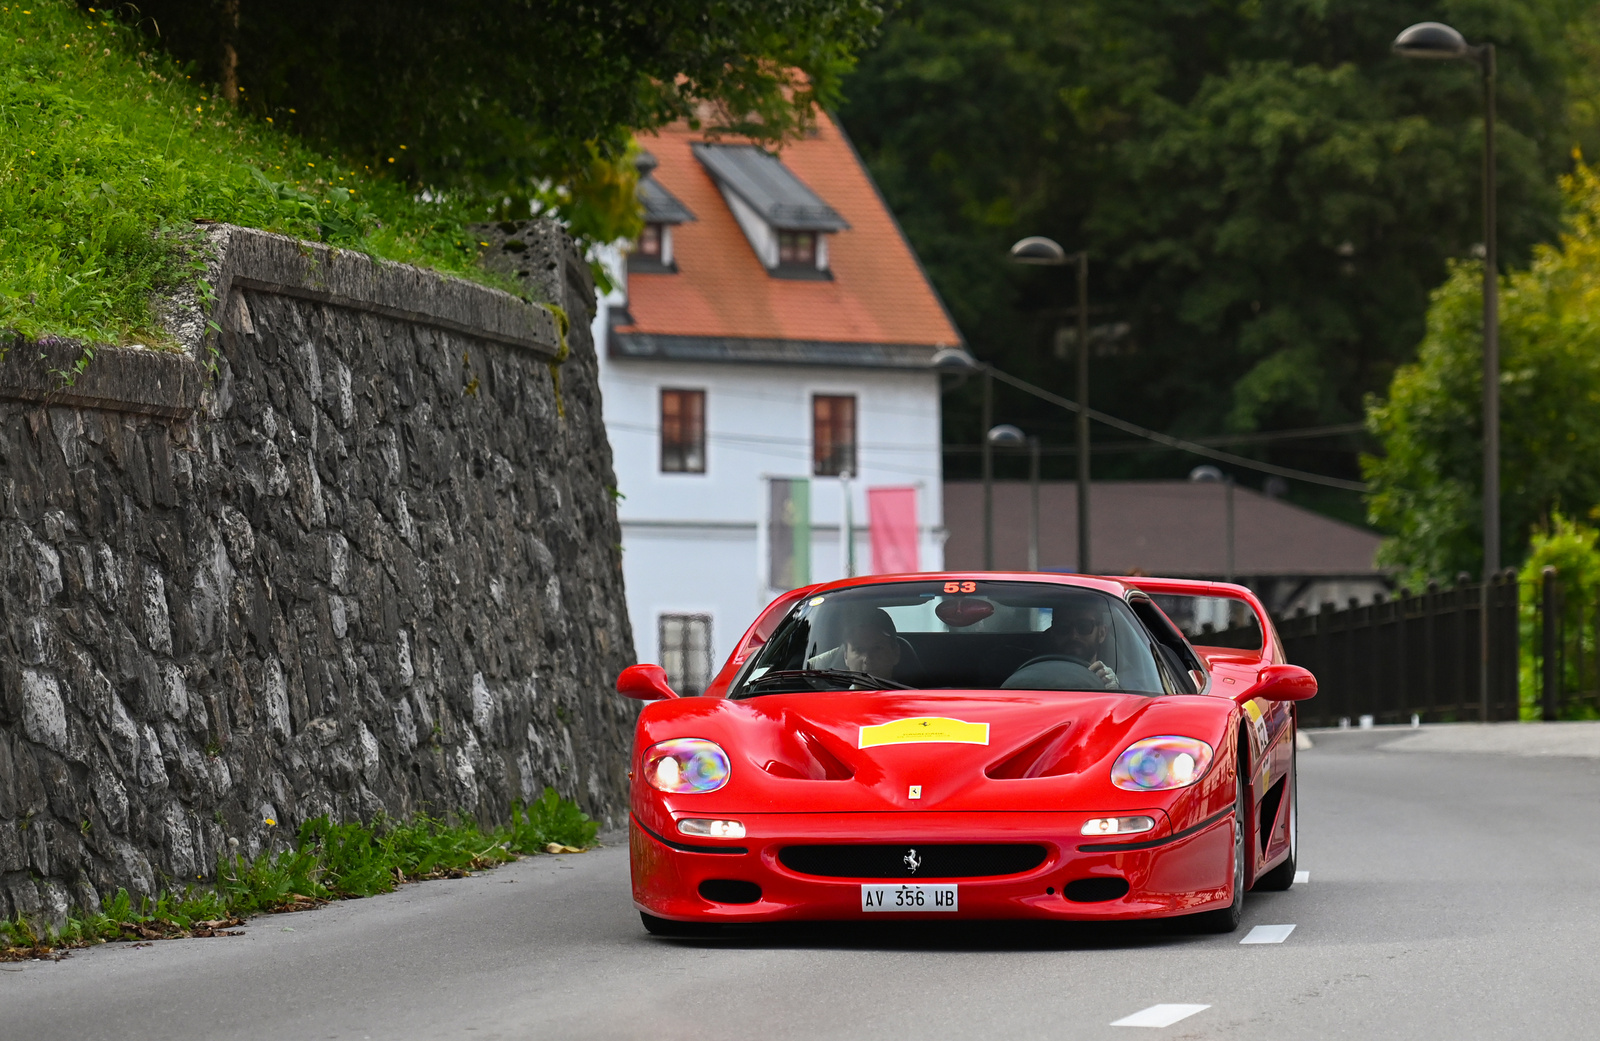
[630,809,1235,922]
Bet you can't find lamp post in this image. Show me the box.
[928,348,998,562]
[1393,21,1497,720]
[1027,433,1041,571]
[1189,465,1235,583]
[1011,236,1091,573]
[987,424,1041,570]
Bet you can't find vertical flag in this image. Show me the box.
[768,478,811,590]
[868,487,919,574]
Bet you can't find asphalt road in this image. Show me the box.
[7,724,1600,1040]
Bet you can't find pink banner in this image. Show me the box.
[868,486,919,574]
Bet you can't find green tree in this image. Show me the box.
[117,0,889,237]
[840,0,1585,499]
[1366,164,1600,584]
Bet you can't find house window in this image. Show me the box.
[812,394,856,477]
[659,614,714,695]
[637,223,664,258]
[778,230,817,266]
[660,388,706,473]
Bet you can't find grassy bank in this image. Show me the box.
[0,1,508,351]
[1,789,598,961]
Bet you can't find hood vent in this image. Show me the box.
[763,730,855,780]
[986,723,1079,780]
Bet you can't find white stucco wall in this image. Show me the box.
[600,355,945,668]
[590,271,946,670]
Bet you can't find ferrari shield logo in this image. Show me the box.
[858,716,990,749]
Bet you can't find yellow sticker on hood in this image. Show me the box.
[859,717,990,748]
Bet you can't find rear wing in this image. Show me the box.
[1113,577,1283,667]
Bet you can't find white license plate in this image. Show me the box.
[860,883,958,912]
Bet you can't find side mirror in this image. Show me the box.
[1241,664,1317,703]
[616,663,679,701]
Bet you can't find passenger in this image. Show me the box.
[808,607,903,679]
[1005,596,1119,689]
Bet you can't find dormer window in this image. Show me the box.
[637,222,667,260]
[631,152,695,274]
[778,231,817,267]
[692,143,848,281]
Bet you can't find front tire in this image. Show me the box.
[1182,760,1247,934]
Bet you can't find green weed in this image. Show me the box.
[0,788,597,961]
[508,787,601,852]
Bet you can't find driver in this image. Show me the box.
[1026,596,1119,688]
[807,607,903,679]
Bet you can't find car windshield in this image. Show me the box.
[730,580,1175,698]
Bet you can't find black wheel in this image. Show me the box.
[1181,759,1247,934]
[1253,733,1298,892]
[639,912,721,938]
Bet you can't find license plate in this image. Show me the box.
[860,883,958,912]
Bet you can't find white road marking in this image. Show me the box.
[1293,869,1310,884]
[1111,1004,1210,1028]
[1241,924,1296,944]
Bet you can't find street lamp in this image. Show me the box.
[987,424,1042,570]
[931,348,1001,568]
[1189,465,1234,583]
[1011,236,1091,573]
[1393,21,1498,719]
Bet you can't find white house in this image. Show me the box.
[592,112,965,692]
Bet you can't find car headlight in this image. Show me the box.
[1111,736,1214,791]
[643,738,731,794]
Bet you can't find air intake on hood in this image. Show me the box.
[779,844,1047,879]
[762,731,855,780]
[986,723,1078,779]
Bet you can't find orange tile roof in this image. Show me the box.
[618,113,962,348]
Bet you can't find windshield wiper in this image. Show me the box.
[739,668,914,694]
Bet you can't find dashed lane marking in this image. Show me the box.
[1293,870,1310,884]
[1111,1004,1210,1028]
[1241,924,1296,944]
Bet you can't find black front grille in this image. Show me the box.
[778,844,1048,879]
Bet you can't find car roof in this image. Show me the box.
[803,571,1138,598]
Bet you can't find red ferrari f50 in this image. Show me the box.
[616,573,1313,935]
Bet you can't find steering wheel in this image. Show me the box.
[1014,653,1094,670]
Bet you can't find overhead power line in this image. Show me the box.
[984,367,1370,493]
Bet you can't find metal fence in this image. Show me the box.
[1529,566,1600,721]
[1275,572,1520,727]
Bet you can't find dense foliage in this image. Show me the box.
[840,0,1587,505]
[116,0,888,240]
[1366,163,1600,584]
[0,2,519,348]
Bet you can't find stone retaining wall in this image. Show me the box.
[0,224,636,926]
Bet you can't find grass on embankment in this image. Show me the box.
[0,788,599,961]
[0,1,510,354]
